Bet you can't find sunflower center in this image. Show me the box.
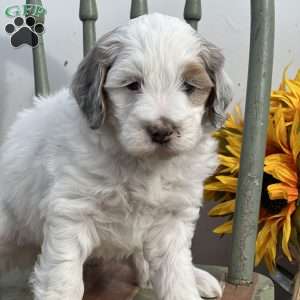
[261,173,288,213]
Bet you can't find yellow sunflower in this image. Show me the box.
[205,69,300,271]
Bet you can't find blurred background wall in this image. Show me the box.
[1,0,300,299]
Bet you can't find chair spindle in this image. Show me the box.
[130,0,148,19]
[228,0,275,285]
[26,0,50,96]
[80,0,98,56]
[184,0,201,30]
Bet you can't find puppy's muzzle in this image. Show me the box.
[146,119,176,145]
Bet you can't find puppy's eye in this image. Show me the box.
[126,81,141,91]
[182,81,195,94]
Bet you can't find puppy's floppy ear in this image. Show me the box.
[71,30,120,129]
[199,38,233,130]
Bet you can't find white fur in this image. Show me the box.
[0,14,229,300]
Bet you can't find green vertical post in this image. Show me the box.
[184,0,201,30]
[228,0,275,285]
[26,0,50,96]
[80,0,98,56]
[130,0,148,19]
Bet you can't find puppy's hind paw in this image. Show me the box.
[194,268,223,299]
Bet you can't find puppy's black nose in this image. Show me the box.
[147,125,174,144]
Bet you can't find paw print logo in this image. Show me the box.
[5,16,44,48]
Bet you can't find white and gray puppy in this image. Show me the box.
[0,13,232,300]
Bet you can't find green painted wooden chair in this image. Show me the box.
[4,0,276,299]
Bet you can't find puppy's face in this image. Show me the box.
[106,55,213,158]
[72,14,232,159]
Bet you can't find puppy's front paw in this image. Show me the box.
[194,268,223,299]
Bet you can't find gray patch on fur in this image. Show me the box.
[198,37,233,130]
[71,30,121,129]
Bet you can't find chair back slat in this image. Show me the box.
[130,0,148,19]
[228,0,275,285]
[184,0,201,30]
[80,0,98,56]
[26,0,50,96]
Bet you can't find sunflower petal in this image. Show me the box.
[264,159,297,187]
[271,92,297,110]
[274,109,289,153]
[256,222,272,265]
[282,203,296,261]
[264,153,294,165]
[208,199,235,216]
[267,183,298,202]
[285,71,300,98]
[205,176,238,193]
[225,144,241,158]
[264,249,276,272]
[213,220,233,234]
[204,181,235,193]
[295,70,300,82]
[290,108,300,161]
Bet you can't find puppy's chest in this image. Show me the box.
[93,172,198,257]
[96,175,174,230]
[92,183,156,258]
